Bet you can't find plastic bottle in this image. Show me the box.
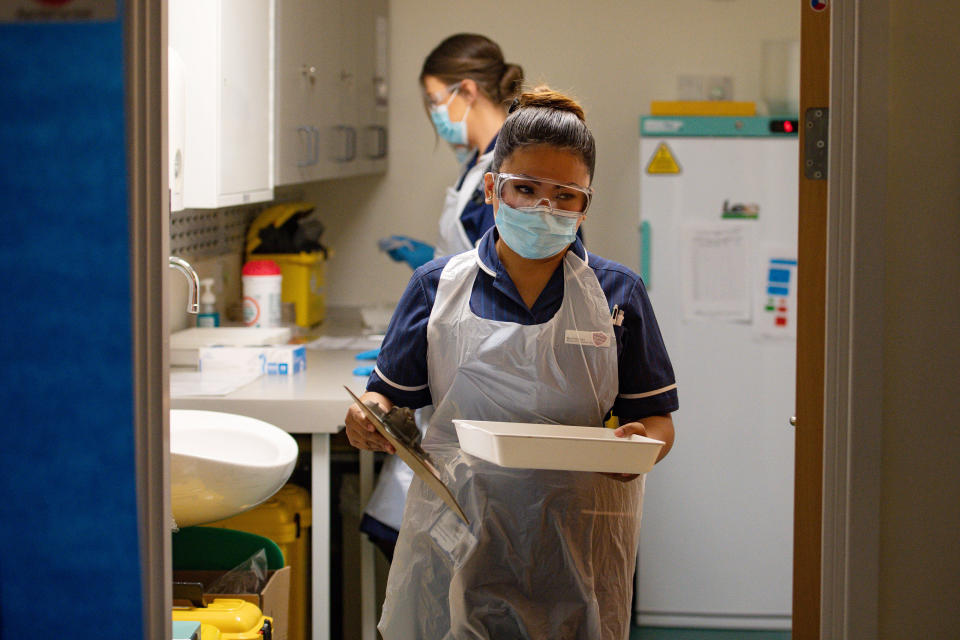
[242,259,283,327]
[196,278,220,327]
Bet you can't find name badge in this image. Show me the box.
[565,330,612,348]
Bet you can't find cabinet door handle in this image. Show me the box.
[345,126,357,162]
[296,126,311,167]
[310,126,320,165]
[332,125,350,162]
[365,125,387,159]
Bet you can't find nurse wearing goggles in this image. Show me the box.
[378,34,524,270]
[347,86,677,639]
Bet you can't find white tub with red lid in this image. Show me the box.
[242,259,282,328]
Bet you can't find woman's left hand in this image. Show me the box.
[600,421,648,482]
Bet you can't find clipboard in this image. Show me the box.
[344,386,469,524]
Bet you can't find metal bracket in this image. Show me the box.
[804,108,829,180]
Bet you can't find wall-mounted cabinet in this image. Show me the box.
[275,0,388,185]
[169,0,275,209]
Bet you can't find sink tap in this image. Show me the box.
[168,256,200,314]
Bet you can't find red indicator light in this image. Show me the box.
[768,119,798,134]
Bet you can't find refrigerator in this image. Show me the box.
[635,116,799,630]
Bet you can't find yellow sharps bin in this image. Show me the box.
[208,484,311,640]
[250,251,327,327]
[246,202,328,327]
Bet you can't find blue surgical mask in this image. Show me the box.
[429,84,471,147]
[495,201,581,259]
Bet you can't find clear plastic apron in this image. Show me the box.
[435,149,493,258]
[363,406,433,530]
[378,249,644,640]
[364,150,491,529]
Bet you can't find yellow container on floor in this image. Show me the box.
[173,599,273,640]
[208,484,311,640]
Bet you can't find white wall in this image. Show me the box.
[880,2,960,636]
[303,0,799,306]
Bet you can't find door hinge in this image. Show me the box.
[804,107,829,179]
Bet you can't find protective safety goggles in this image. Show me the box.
[423,81,462,109]
[492,172,593,216]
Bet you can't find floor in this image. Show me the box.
[630,627,790,640]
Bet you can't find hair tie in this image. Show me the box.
[508,97,521,113]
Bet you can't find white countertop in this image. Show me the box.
[170,313,381,433]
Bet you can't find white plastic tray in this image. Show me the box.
[453,420,664,474]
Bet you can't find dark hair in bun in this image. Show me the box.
[493,86,596,179]
[420,33,525,107]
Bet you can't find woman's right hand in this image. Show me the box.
[344,391,396,454]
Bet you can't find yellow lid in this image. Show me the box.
[245,202,315,255]
[650,100,756,116]
[173,599,264,634]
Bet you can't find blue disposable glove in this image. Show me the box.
[355,348,380,360]
[352,364,375,377]
[378,235,435,270]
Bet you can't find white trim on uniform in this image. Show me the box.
[619,383,677,400]
[374,365,428,392]
[475,250,497,277]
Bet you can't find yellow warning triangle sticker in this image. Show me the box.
[646,142,681,174]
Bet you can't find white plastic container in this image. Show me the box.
[169,326,292,366]
[242,259,282,328]
[453,420,664,474]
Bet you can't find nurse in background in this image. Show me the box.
[378,33,524,269]
[363,34,523,560]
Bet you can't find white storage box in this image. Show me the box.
[453,420,664,474]
[199,344,306,375]
[170,327,292,366]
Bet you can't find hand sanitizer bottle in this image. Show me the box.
[196,278,220,327]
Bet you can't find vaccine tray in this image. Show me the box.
[453,420,664,474]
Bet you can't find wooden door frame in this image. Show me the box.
[822,0,888,637]
[800,1,888,638]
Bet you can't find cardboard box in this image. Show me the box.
[173,566,291,640]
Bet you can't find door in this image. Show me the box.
[794,2,830,639]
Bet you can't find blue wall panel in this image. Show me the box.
[0,14,142,637]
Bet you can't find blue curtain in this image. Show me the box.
[0,11,142,637]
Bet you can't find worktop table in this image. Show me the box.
[171,347,378,640]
